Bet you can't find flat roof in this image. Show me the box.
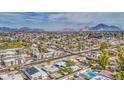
[25,67,39,75]
[44,65,59,73]
[90,75,112,80]
[0,74,23,80]
[100,70,114,79]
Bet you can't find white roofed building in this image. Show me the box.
[55,61,67,68]
[0,74,23,80]
[70,66,81,72]
[44,65,59,73]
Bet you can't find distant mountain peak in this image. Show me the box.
[91,24,122,31]
[79,23,123,32]
[95,23,108,27]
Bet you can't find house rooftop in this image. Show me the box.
[0,74,23,80]
[90,75,112,80]
[70,66,81,72]
[44,65,59,73]
[23,66,48,79]
[55,61,67,67]
[100,70,114,79]
[25,67,39,75]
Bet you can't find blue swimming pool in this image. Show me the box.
[86,71,97,79]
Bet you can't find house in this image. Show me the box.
[0,74,23,80]
[0,56,25,67]
[100,70,114,79]
[70,66,81,72]
[23,66,48,80]
[74,73,87,80]
[87,51,101,60]
[110,40,119,46]
[44,65,59,73]
[0,50,16,57]
[55,61,67,68]
[42,48,61,59]
[90,75,112,80]
[30,43,41,59]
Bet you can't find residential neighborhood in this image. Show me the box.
[0,31,124,80]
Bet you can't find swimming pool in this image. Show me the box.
[86,71,97,79]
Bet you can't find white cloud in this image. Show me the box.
[0,12,124,30]
[0,12,44,24]
[48,12,124,27]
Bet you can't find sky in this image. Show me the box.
[0,12,124,31]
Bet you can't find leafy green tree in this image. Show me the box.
[118,53,124,70]
[90,60,98,70]
[114,71,124,80]
[78,43,85,51]
[108,50,117,56]
[38,44,48,53]
[67,61,76,66]
[98,50,110,69]
[113,52,124,80]
[100,42,111,50]
[117,45,124,52]
[60,67,72,74]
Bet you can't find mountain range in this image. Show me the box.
[0,27,45,32]
[0,24,123,32]
[80,24,123,32]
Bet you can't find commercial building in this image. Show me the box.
[23,66,48,80]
